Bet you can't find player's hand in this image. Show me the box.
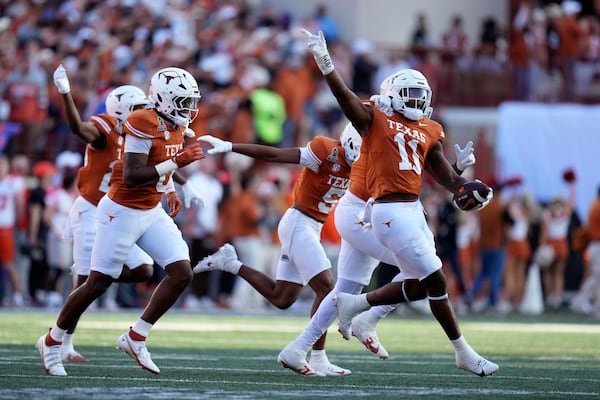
[182,181,204,209]
[166,190,183,217]
[299,28,334,75]
[197,135,232,154]
[370,95,394,117]
[184,127,196,138]
[454,141,476,172]
[53,64,71,94]
[173,142,204,168]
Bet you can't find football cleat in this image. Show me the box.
[193,243,242,275]
[116,331,160,374]
[36,331,67,376]
[60,348,88,363]
[277,343,323,377]
[456,352,499,377]
[334,293,370,340]
[351,313,389,359]
[309,359,351,376]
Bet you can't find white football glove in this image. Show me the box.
[197,135,232,155]
[454,141,476,172]
[184,127,196,138]
[181,181,204,209]
[53,64,71,94]
[300,29,334,75]
[355,197,374,231]
[370,95,394,117]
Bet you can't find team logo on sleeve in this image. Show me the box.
[327,148,341,171]
[326,148,339,163]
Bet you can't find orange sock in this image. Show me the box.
[45,334,61,346]
[129,328,146,341]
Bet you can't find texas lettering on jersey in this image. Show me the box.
[108,108,185,210]
[292,136,352,222]
[364,107,445,199]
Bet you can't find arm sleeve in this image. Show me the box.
[124,134,152,154]
[299,146,320,173]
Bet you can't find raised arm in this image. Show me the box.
[53,64,104,146]
[300,29,373,136]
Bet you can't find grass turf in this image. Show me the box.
[0,310,599,399]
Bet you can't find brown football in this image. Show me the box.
[453,181,492,211]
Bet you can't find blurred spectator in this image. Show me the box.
[27,160,56,306]
[509,0,533,101]
[463,181,512,313]
[314,4,339,43]
[557,0,583,101]
[411,12,432,49]
[570,185,600,316]
[42,169,77,308]
[182,157,224,310]
[351,38,378,99]
[539,178,576,309]
[9,154,30,303]
[499,185,532,313]
[0,154,26,307]
[226,172,268,312]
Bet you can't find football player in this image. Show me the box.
[37,66,205,376]
[277,120,476,369]
[301,28,498,377]
[195,128,361,376]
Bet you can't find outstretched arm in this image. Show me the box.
[425,141,467,193]
[301,29,373,136]
[198,135,300,164]
[54,64,104,146]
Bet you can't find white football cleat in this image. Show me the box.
[193,243,242,274]
[456,352,499,377]
[277,343,323,377]
[116,332,160,374]
[309,358,351,376]
[334,293,370,340]
[351,313,389,360]
[36,331,67,376]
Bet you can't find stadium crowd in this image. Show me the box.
[1,0,600,319]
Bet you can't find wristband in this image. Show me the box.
[154,159,178,177]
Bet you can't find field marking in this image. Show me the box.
[1,374,599,399]
[72,320,600,334]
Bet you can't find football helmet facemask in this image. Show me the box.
[105,85,149,123]
[148,67,201,127]
[340,123,362,166]
[380,69,433,121]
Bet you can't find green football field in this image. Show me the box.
[0,309,598,399]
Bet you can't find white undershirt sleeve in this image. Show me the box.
[299,146,320,173]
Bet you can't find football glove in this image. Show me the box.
[53,64,70,94]
[181,181,204,209]
[173,142,204,168]
[300,29,334,75]
[197,135,232,154]
[370,95,394,117]
[454,141,476,172]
